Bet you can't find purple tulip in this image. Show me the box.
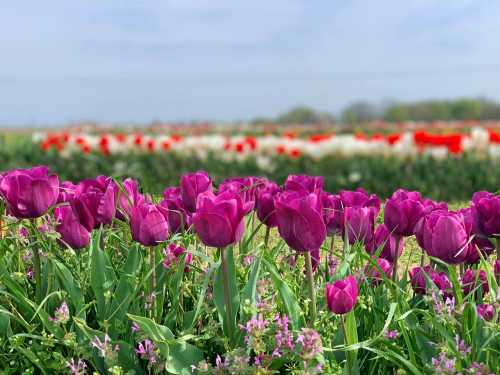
[365,258,392,285]
[219,176,264,207]
[339,188,380,213]
[57,181,76,203]
[283,175,323,194]
[462,269,489,295]
[162,243,192,272]
[344,206,375,246]
[180,171,213,213]
[159,187,191,233]
[476,304,494,321]
[409,266,434,295]
[366,224,404,263]
[274,191,326,253]
[471,191,500,239]
[414,210,469,264]
[192,190,253,248]
[325,275,359,314]
[0,166,59,218]
[116,178,150,220]
[129,203,169,247]
[321,193,343,236]
[431,272,453,300]
[54,205,90,249]
[421,198,448,215]
[71,176,117,231]
[255,181,281,228]
[495,260,500,278]
[458,208,495,264]
[384,189,425,237]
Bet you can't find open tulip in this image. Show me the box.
[366,224,404,263]
[384,189,425,237]
[0,166,59,219]
[129,203,169,247]
[283,175,323,194]
[255,181,281,228]
[274,191,326,253]
[325,275,359,314]
[116,178,150,220]
[192,190,253,248]
[180,171,213,213]
[54,205,90,249]
[160,187,191,233]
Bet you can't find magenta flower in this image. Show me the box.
[409,266,434,295]
[365,258,392,284]
[135,339,158,365]
[219,176,263,207]
[495,260,500,278]
[255,181,281,228]
[57,180,76,203]
[116,178,150,220]
[192,190,252,248]
[366,224,404,263]
[162,243,192,271]
[321,193,343,236]
[339,188,380,213]
[462,269,489,295]
[54,205,90,249]
[431,272,454,300]
[283,174,323,194]
[0,166,59,219]
[476,304,494,321]
[384,189,425,237]
[458,208,495,264]
[344,206,376,246]
[471,191,500,239]
[180,171,212,213]
[274,191,326,253]
[159,187,191,233]
[129,203,169,247]
[325,275,359,314]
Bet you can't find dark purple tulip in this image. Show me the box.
[255,181,281,228]
[344,206,375,246]
[0,166,59,218]
[462,269,489,295]
[365,258,392,284]
[476,304,494,321]
[458,208,495,264]
[283,175,323,194]
[421,198,448,215]
[431,272,453,300]
[325,275,359,314]
[471,191,500,239]
[274,191,326,253]
[162,243,192,272]
[54,206,90,249]
[129,203,169,247]
[57,181,76,204]
[71,176,117,231]
[339,188,380,214]
[384,189,425,237]
[180,171,213,213]
[116,178,150,220]
[192,190,253,248]
[321,193,343,236]
[219,176,264,207]
[414,210,469,264]
[159,187,191,233]
[366,224,404,263]
[409,266,434,295]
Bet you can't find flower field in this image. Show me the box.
[0,167,499,374]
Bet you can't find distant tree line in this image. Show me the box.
[255,98,500,124]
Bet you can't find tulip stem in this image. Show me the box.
[342,315,353,375]
[32,246,42,305]
[264,226,270,248]
[220,248,234,343]
[496,237,500,261]
[392,236,401,284]
[150,249,156,319]
[330,236,335,254]
[305,252,317,325]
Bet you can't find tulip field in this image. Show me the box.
[0,166,499,374]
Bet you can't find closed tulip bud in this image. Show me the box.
[366,224,404,263]
[192,190,253,248]
[255,181,281,228]
[219,176,263,207]
[180,171,213,213]
[129,203,169,247]
[160,187,191,233]
[274,191,326,253]
[431,272,453,300]
[409,266,434,295]
[339,188,380,215]
[71,176,117,231]
[321,193,343,236]
[54,205,90,249]
[365,258,392,285]
[284,175,323,194]
[325,275,359,314]
[458,208,495,264]
[462,269,489,295]
[476,304,494,321]
[0,166,59,218]
[414,210,469,264]
[471,191,500,239]
[344,206,375,246]
[116,178,150,220]
[384,189,425,237]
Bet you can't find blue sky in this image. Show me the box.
[1,0,500,125]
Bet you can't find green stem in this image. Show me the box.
[496,237,500,262]
[392,236,401,283]
[220,248,234,343]
[150,249,156,320]
[264,226,270,249]
[32,246,42,305]
[305,251,317,325]
[342,315,353,375]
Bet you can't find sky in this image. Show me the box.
[1,0,500,126]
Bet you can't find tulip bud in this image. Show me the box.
[180,171,213,213]
[255,181,281,228]
[462,269,489,295]
[129,203,169,247]
[366,224,404,263]
[476,304,494,321]
[325,275,359,314]
[160,187,191,234]
[365,258,392,285]
[471,191,500,239]
[54,205,90,249]
[384,189,425,237]
[284,175,323,194]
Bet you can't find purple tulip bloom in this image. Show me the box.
[462,269,489,295]
[365,258,392,285]
[159,187,191,233]
[57,181,76,204]
[54,205,90,249]
[325,275,359,314]
[339,188,380,213]
[219,176,264,207]
[129,203,169,247]
[274,191,326,253]
[458,208,495,264]
[476,304,494,321]
[283,175,323,194]
[409,266,434,295]
[192,190,253,248]
[431,272,454,300]
[414,210,469,264]
[344,206,375,246]
[0,166,59,218]
[180,171,213,213]
[116,178,150,220]
[255,181,281,228]
[495,260,500,278]
[71,176,117,231]
[471,191,500,239]
[321,193,343,236]
[366,224,404,263]
[162,243,192,272]
[384,189,425,237]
